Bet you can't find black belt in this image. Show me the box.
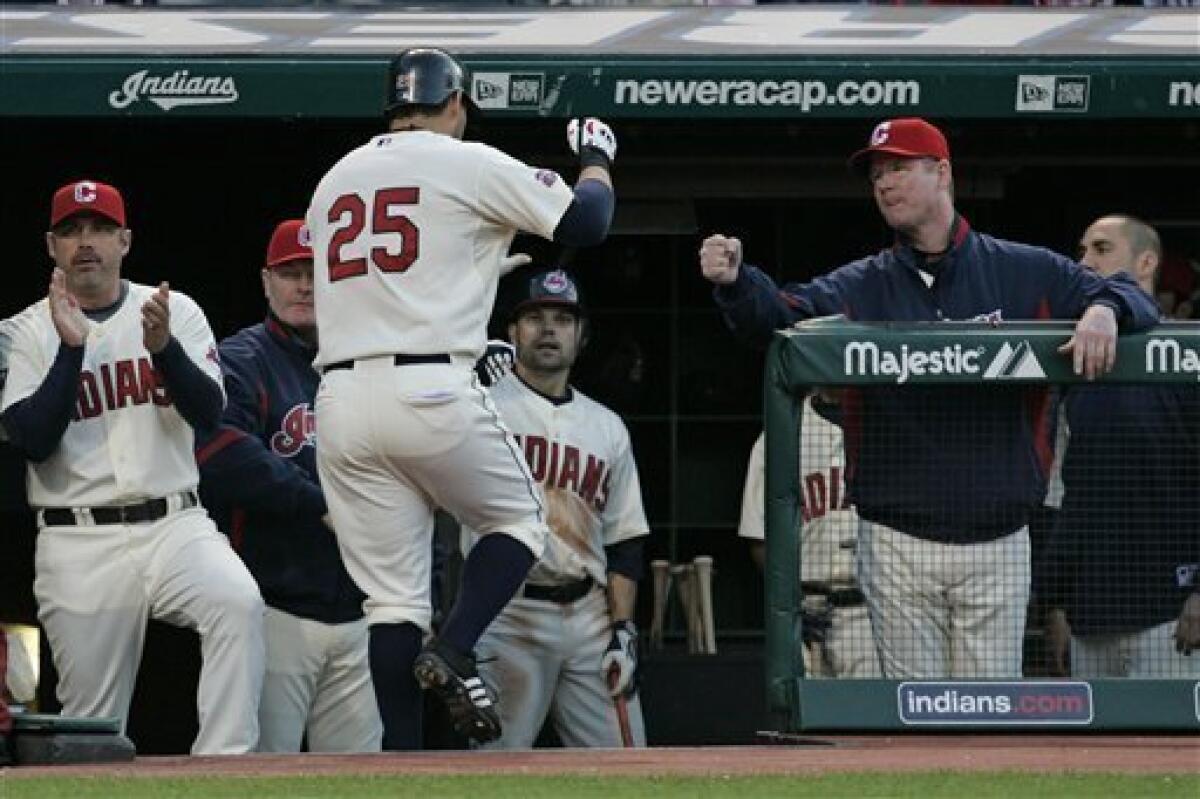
[802,583,866,608]
[523,575,594,604]
[325,353,452,372]
[41,491,198,527]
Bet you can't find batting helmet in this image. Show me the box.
[385,48,479,116]
[511,269,586,320]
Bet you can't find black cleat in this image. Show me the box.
[413,639,501,744]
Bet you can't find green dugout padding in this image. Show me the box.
[763,320,1200,732]
[1,56,1196,119]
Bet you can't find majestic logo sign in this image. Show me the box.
[843,341,985,384]
[471,73,545,111]
[109,70,239,111]
[843,340,1046,384]
[1015,75,1090,112]
[898,682,1093,725]
[1145,338,1200,381]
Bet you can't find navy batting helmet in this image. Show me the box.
[385,48,479,115]
[511,269,585,320]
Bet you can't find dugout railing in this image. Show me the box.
[763,318,1200,733]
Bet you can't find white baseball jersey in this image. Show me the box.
[737,397,858,588]
[463,373,650,586]
[306,131,575,367]
[1,282,224,507]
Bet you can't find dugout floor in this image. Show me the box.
[4,736,1197,778]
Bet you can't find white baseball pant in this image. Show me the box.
[1070,620,1200,679]
[34,507,265,754]
[315,358,547,632]
[857,523,1030,679]
[256,607,382,752]
[476,587,646,749]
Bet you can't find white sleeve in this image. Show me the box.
[737,433,766,541]
[0,308,52,413]
[600,422,650,546]
[473,145,575,241]
[170,292,225,400]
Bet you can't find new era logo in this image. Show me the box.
[472,73,545,110]
[1016,76,1090,113]
[983,341,1045,380]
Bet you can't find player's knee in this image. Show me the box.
[213,578,266,627]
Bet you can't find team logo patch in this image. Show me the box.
[205,344,221,369]
[297,225,311,247]
[541,269,574,299]
[534,169,558,188]
[271,403,316,458]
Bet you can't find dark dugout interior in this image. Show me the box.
[1,115,1196,749]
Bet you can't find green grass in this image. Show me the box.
[1,773,1195,799]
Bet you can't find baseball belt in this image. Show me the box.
[523,575,594,604]
[40,490,199,527]
[324,353,451,372]
[801,582,866,609]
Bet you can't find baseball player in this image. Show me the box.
[0,180,265,755]
[305,48,618,747]
[195,220,382,752]
[701,118,1160,679]
[1042,214,1200,677]
[464,269,649,749]
[738,392,882,679]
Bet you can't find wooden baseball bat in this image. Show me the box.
[693,555,717,655]
[683,564,704,654]
[649,559,670,652]
[670,564,696,653]
[607,665,634,748]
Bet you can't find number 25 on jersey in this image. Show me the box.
[326,187,421,282]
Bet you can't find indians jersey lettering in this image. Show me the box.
[306,132,575,367]
[463,374,648,586]
[738,398,860,587]
[1,283,223,507]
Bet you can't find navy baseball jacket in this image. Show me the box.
[1042,383,1200,635]
[715,217,1160,543]
[196,315,365,624]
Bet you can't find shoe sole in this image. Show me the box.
[414,652,502,743]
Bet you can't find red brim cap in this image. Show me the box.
[50,180,126,228]
[266,219,313,268]
[848,118,950,176]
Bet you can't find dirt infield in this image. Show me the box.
[6,736,1198,779]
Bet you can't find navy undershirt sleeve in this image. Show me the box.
[552,179,614,248]
[605,537,645,582]
[153,337,223,432]
[0,342,84,462]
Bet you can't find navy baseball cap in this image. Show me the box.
[511,269,585,318]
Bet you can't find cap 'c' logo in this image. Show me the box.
[74,181,98,204]
[298,225,311,247]
[870,121,892,146]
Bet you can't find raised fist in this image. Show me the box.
[699,234,743,286]
[567,117,617,169]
